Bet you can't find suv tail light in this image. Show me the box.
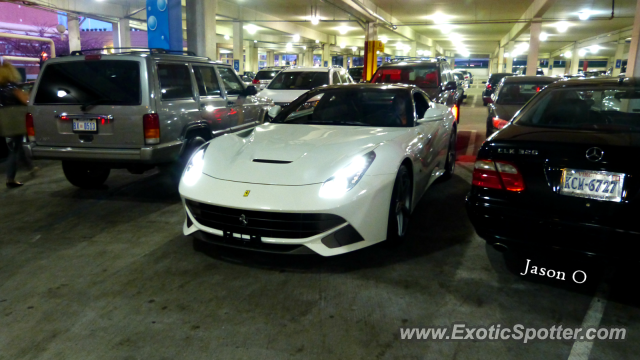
[26,113,35,142]
[486,83,492,90]
[143,113,160,145]
[252,78,260,84]
[472,159,525,191]
[492,117,509,130]
[452,104,459,121]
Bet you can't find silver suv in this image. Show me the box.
[25,50,271,188]
[253,66,288,90]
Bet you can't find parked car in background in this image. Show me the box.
[24,50,270,188]
[259,66,353,109]
[482,73,512,106]
[370,58,464,122]
[468,78,640,261]
[181,84,457,256]
[485,76,557,137]
[253,66,288,90]
[514,67,545,76]
[243,71,256,79]
[453,69,473,84]
[348,66,364,82]
[452,72,469,89]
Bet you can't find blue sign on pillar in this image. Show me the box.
[324,61,328,67]
[147,0,182,51]
[616,59,622,69]
[233,60,240,72]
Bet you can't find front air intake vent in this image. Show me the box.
[252,159,293,164]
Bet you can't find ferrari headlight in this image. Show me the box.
[182,144,209,186]
[319,151,376,198]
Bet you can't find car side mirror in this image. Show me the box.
[267,105,282,119]
[242,85,258,97]
[482,81,487,84]
[444,81,457,91]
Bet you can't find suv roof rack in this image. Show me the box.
[68,47,205,58]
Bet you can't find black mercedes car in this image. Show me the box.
[486,76,557,137]
[467,78,640,259]
[482,73,513,106]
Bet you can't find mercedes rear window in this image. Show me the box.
[516,87,640,131]
[34,60,141,106]
[496,82,554,105]
[370,66,439,88]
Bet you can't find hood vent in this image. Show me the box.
[252,159,293,164]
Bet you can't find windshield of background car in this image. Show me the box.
[453,73,464,81]
[496,82,552,105]
[370,66,439,88]
[267,71,329,90]
[34,60,141,105]
[489,74,510,85]
[255,71,279,80]
[515,86,640,131]
[271,89,414,127]
[349,68,363,78]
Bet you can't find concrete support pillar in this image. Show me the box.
[505,42,515,73]
[245,41,258,72]
[67,13,81,52]
[526,20,541,76]
[347,56,352,69]
[323,43,331,67]
[233,21,244,74]
[613,41,626,76]
[342,54,348,68]
[497,47,505,73]
[363,22,378,80]
[186,0,217,59]
[570,42,580,75]
[267,51,275,66]
[410,41,417,57]
[118,19,131,49]
[548,57,555,75]
[305,48,314,66]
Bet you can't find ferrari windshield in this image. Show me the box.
[516,86,640,131]
[271,88,414,127]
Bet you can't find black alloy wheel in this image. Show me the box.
[386,165,412,245]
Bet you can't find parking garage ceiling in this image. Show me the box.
[18,0,638,58]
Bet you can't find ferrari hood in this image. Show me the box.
[201,123,407,185]
[259,89,309,104]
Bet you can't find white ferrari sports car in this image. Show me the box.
[179,84,457,256]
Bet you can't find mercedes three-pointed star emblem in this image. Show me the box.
[585,147,604,162]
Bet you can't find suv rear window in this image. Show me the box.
[371,66,439,88]
[488,74,511,85]
[255,71,279,80]
[34,60,141,105]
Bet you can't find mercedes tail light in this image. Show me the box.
[26,113,35,142]
[472,159,525,192]
[252,78,260,84]
[143,113,160,145]
[486,83,492,90]
[492,117,509,130]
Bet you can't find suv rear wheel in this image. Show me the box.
[62,161,110,188]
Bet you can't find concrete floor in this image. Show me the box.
[1,84,639,360]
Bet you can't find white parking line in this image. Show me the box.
[465,130,477,156]
[567,283,609,360]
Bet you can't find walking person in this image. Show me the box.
[0,57,34,188]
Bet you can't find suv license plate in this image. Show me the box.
[560,169,625,202]
[72,119,97,132]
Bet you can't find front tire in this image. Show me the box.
[386,165,412,245]
[62,161,110,189]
